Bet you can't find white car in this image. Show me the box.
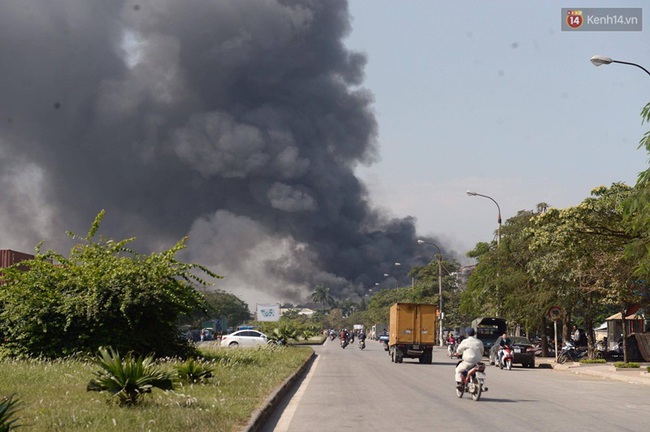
[220,330,269,347]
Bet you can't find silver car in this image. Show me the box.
[220,330,268,347]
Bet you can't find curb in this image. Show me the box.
[243,349,317,432]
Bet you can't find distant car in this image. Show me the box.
[489,335,536,368]
[220,330,269,347]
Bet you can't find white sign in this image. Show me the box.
[256,303,280,322]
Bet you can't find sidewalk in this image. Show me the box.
[537,357,650,386]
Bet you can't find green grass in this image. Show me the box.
[0,345,312,432]
[613,361,641,368]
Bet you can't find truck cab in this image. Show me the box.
[471,317,508,356]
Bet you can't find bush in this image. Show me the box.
[175,358,214,383]
[0,211,219,358]
[613,361,641,368]
[0,395,21,432]
[87,346,173,406]
[579,359,606,364]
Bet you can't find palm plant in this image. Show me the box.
[267,326,299,345]
[0,395,21,432]
[87,346,173,406]
[175,358,213,383]
[310,284,335,309]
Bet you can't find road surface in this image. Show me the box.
[262,338,650,432]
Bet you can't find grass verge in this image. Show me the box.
[0,345,312,432]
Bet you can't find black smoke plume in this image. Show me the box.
[0,0,444,305]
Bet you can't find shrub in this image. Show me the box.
[613,361,641,368]
[0,211,219,358]
[579,359,606,364]
[175,358,213,383]
[87,346,173,406]
[0,394,21,432]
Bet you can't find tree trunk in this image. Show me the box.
[540,315,549,357]
[562,311,572,344]
[621,308,628,364]
[585,292,595,359]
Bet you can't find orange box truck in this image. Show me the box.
[388,303,436,364]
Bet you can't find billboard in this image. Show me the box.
[256,303,280,322]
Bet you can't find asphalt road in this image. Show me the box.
[262,338,650,432]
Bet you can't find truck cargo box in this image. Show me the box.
[388,303,436,364]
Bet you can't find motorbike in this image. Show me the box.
[557,341,587,363]
[379,334,390,351]
[594,339,624,360]
[447,342,456,358]
[498,345,513,370]
[329,332,336,341]
[359,339,366,350]
[456,361,487,401]
[340,339,349,349]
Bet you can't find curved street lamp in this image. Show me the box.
[590,55,650,76]
[417,239,443,347]
[466,190,503,315]
[466,191,502,245]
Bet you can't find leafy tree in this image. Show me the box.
[530,185,647,359]
[463,205,564,348]
[200,290,252,328]
[0,211,218,358]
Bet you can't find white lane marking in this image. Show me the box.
[274,356,320,431]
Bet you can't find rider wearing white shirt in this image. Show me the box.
[455,327,484,389]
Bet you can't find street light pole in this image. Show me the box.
[466,191,503,316]
[590,55,650,77]
[394,262,402,288]
[466,191,502,245]
[417,239,444,347]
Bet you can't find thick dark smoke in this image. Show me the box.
[0,0,444,305]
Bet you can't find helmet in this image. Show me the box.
[466,327,475,336]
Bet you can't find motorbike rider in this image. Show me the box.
[498,332,512,366]
[379,328,389,349]
[358,329,366,347]
[446,333,457,356]
[455,327,484,390]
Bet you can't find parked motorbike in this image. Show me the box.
[456,361,487,401]
[557,341,587,363]
[498,345,513,370]
[595,339,624,360]
[359,339,366,350]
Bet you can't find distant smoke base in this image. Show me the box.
[0,0,445,305]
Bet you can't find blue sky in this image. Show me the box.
[345,1,649,261]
